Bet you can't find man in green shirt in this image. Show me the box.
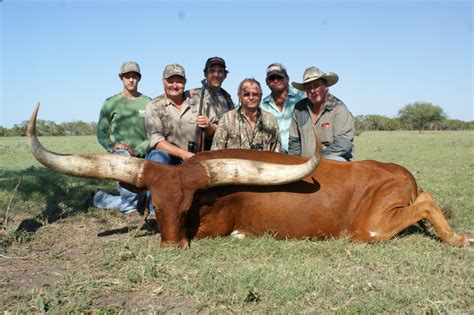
[90,61,151,217]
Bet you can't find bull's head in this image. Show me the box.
[27,103,321,248]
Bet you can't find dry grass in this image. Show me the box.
[0,131,473,313]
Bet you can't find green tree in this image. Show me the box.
[398,101,447,131]
[438,119,473,130]
[382,117,401,130]
[354,115,401,132]
[11,121,28,136]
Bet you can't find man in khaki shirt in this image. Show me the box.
[288,66,354,161]
[145,64,217,165]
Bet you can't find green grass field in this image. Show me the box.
[0,131,473,313]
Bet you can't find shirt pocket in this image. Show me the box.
[319,123,333,144]
[226,133,241,149]
[187,117,196,125]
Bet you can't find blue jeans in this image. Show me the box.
[92,150,140,214]
[328,156,349,162]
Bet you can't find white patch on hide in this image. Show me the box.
[231,230,246,239]
[369,231,377,237]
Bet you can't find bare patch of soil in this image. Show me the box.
[1,210,195,312]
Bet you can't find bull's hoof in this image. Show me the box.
[160,239,189,249]
[464,233,474,246]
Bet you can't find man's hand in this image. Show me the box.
[196,115,210,129]
[181,151,195,160]
[113,143,135,156]
[197,115,216,138]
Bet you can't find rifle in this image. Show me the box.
[192,79,207,153]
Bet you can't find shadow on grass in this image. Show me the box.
[396,221,439,242]
[97,226,132,236]
[97,221,158,238]
[1,166,110,235]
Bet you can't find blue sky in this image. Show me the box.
[1,0,472,127]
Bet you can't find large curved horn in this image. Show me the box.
[27,103,144,187]
[202,127,322,187]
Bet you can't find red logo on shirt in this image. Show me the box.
[321,122,330,128]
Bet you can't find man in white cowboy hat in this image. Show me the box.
[288,66,354,161]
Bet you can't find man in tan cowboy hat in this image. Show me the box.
[288,66,354,161]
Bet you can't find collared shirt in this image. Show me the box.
[145,92,217,151]
[288,93,354,160]
[211,106,281,152]
[261,86,306,152]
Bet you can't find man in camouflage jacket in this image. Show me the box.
[211,78,281,152]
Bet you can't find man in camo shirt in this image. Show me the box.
[196,57,234,120]
[190,57,235,151]
[145,63,218,164]
[211,78,281,152]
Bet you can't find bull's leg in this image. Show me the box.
[364,192,473,246]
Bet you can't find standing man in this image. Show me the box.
[288,66,354,161]
[198,57,235,119]
[261,63,305,153]
[192,57,235,151]
[211,78,281,152]
[145,64,218,164]
[91,61,151,218]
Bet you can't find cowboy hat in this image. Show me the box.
[291,66,338,91]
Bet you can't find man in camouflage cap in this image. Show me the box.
[145,63,218,164]
[288,66,354,161]
[211,78,281,152]
[89,61,151,219]
[261,63,306,153]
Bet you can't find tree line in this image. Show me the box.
[0,120,97,137]
[356,102,473,133]
[1,101,472,137]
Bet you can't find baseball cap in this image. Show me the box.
[266,63,288,78]
[119,61,141,77]
[204,57,227,71]
[163,64,186,79]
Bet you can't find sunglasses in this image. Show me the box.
[268,75,284,81]
[241,92,262,98]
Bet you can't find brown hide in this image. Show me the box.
[26,104,472,248]
[142,149,473,248]
[27,104,320,248]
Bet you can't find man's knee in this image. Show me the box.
[146,149,172,164]
[113,149,131,157]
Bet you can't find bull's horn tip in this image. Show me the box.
[28,102,41,137]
